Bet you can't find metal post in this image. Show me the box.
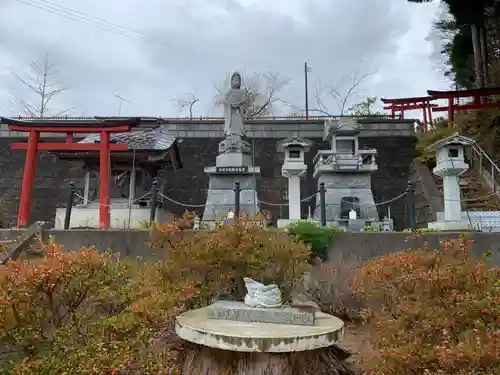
[64,182,75,230]
[406,181,416,230]
[492,165,495,193]
[304,62,310,119]
[234,181,241,218]
[150,179,158,224]
[319,182,326,227]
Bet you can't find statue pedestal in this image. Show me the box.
[175,306,347,375]
[202,158,260,224]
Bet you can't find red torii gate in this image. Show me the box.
[380,96,438,132]
[428,87,500,122]
[1,117,138,228]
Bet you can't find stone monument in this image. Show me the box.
[202,72,260,226]
[313,118,381,230]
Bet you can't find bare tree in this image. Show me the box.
[214,71,290,118]
[11,53,74,118]
[313,68,374,116]
[348,96,384,116]
[171,93,200,118]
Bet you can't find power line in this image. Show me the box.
[12,0,235,61]
[13,0,152,41]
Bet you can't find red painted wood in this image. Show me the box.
[428,87,500,99]
[7,120,132,228]
[381,96,433,104]
[99,131,111,228]
[10,143,129,151]
[431,102,500,112]
[18,130,40,228]
[7,125,130,133]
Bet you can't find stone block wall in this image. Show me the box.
[163,136,417,229]
[408,160,443,227]
[0,135,417,229]
[0,138,85,227]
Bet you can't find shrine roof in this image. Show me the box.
[78,125,176,150]
[426,133,474,151]
[278,136,312,151]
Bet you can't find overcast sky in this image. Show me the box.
[0,0,451,118]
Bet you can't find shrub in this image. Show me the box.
[287,221,343,261]
[361,226,382,232]
[401,227,438,232]
[353,236,500,375]
[0,218,312,374]
[150,219,311,306]
[0,240,185,375]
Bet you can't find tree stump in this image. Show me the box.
[176,306,352,375]
[181,343,356,375]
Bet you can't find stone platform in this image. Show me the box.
[202,171,260,223]
[206,301,315,326]
[175,306,344,353]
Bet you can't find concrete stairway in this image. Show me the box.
[433,169,500,211]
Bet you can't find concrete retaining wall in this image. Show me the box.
[328,232,500,265]
[2,229,500,265]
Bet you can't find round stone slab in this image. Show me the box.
[175,306,345,353]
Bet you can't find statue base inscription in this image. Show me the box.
[206,301,316,326]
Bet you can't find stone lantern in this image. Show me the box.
[427,133,474,231]
[277,136,312,228]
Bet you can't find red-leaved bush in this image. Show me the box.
[0,216,311,374]
[353,235,500,375]
[0,239,185,374]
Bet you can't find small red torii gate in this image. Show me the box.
[428,87,500,122]
[381,96,438,132]
[1,117,138,229]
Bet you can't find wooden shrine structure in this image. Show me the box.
[383,87,500,130]
[0,117,139,228]
[427,87,500,122]
[381,96,437,132]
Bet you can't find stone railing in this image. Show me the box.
[0,117,416,139]
[313,149,377,173]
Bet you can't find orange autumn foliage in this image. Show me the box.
[353,235,500,375]
[0,239,184,375]
[0,216,311,374]
[150,217,311,306]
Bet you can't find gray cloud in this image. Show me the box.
[0,0,450,118]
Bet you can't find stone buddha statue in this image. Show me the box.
[223,72,247,138]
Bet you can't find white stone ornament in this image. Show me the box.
[243,277,282,308]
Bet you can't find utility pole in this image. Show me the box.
[115,94,131,116]
[304,62,311,119]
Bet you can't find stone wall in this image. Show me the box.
[0,138,84,227]
[0,133,417,229]
[164,136,417,229]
